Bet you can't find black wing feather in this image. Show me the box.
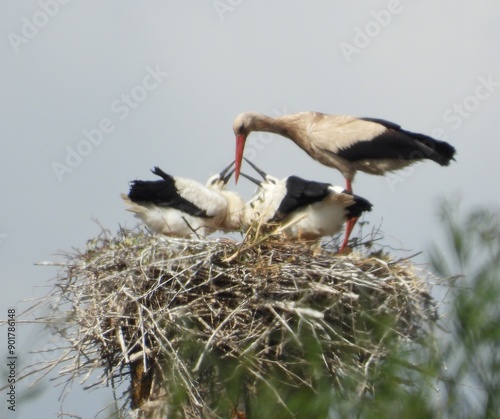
[336,118,456,165]
[127,167,212,218]
[274,176,331,220]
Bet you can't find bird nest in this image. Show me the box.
[24,227,437,418]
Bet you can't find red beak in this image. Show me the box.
[235,134,246,184]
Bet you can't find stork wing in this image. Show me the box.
[306,114,386,154]
[274,176,331,219]
[314,115,455,165]
[360,117,456,164]
[174,177,229,218]
[128,169,226,218]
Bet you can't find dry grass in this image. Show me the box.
[12,225,437,418]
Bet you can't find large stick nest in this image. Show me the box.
[26,227,437,418]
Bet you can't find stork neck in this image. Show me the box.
[251,114,289,137]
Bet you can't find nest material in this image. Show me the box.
[27,227,436,418]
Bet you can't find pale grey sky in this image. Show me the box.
[1,1,499,417]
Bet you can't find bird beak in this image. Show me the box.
[235,134,247,184]
[218,160,235,179]
[223,169,235,185]
[239,172,262,186]
[243,157,268,180]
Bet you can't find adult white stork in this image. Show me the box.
[121,162,247,238]
[241,159,372,248]
[233,111,456,192]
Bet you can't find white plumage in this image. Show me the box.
[242,159,372,242]
[122,162,247,238]
[233,111,456,192]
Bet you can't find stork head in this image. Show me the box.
[240,158,282,222]
[233,112,264,183]
[206,161,235,191]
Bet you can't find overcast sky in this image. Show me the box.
[1,1,499,417]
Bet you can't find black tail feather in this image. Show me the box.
[403,130,456,166]
[357,117,457,166]
[346,194,373,219]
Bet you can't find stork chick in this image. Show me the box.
[241,159,372,248]
[122,162,247,238]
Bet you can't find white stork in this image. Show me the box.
[241,159,372,248]
[233,111,455,252]
[121,162,247,238]
[233,111,456,192]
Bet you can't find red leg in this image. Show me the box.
[340,178,355,253]
[345,178,353,193]
[339,217,358,254]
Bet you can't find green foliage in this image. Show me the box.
[429,201,500,418]
[327,201,500,419]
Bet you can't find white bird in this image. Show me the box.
[121,162,247,238]
[241,159,372,246]
[233,111,456,192]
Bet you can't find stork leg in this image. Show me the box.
[339,178,355,253]
[339,217,358,253]
[345,178,353,193]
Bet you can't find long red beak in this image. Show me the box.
[235,134,246,184]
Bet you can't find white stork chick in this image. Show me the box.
[121,162,247,238]
[241,159,372,243]
[233,111,456,192]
